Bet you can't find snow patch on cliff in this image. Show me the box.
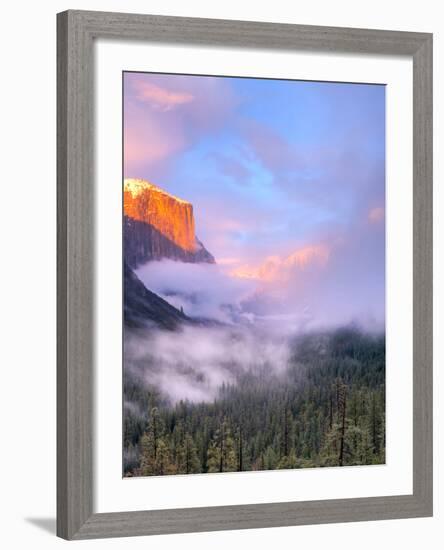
[124,177,190,205]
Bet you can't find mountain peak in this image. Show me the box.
[124,178,191,205]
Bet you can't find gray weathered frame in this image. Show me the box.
[57,9,433,540]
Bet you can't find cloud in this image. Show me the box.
[135,260,256,323]
[242,119,305,176]
[124,102,186,174]
[124,73,239,180]
[217,257,243,266]
[135,217,384,333]
[208,151,252,185]
[368,206,385,224]
[239,221,385,332]
[238,115,385,230]
[231,244,331,282]
[133,80,194,111]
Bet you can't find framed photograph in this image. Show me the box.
[57,10,433,540]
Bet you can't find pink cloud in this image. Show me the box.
[231,244,331,282]
[124,103,185,175]
[368,206,385,224]
[133,80,194,111]
[124,73,239,179]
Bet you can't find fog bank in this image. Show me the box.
[125,324,291,404]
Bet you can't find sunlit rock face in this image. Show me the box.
[124,178,215,267]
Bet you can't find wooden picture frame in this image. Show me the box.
[57,9,433,540]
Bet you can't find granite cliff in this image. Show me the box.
[124,178,215,267]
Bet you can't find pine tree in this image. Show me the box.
[338,381,347,466]
[277,449,299,469]
[280,405,293,459]
[139,433,154,475]
[139,407,161,476]
[207,420,237,473]
[263,446,278,470]
[155,438,176,475]
[236,427,243,471]
[177,433,200,474]
[370,392,381,455]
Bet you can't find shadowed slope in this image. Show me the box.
[124,262,191,330]
[124,216,214,268]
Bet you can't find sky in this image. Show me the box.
[124,72,385,330]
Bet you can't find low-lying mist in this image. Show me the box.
[135,254,385,333]
[128,252,385,407]
[124,324,292,405]
[135,260,255,323]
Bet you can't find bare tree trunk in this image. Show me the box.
[219,422,224,473]
[339,385,347,466]
[283,406,289,457]
[336,379,341,424]
[152,409,158,459]
[238,428,243,472]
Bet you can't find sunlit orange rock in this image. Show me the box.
[124,178,197,251]
[124,178,215,266]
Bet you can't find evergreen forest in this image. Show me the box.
[123,327,385,476]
